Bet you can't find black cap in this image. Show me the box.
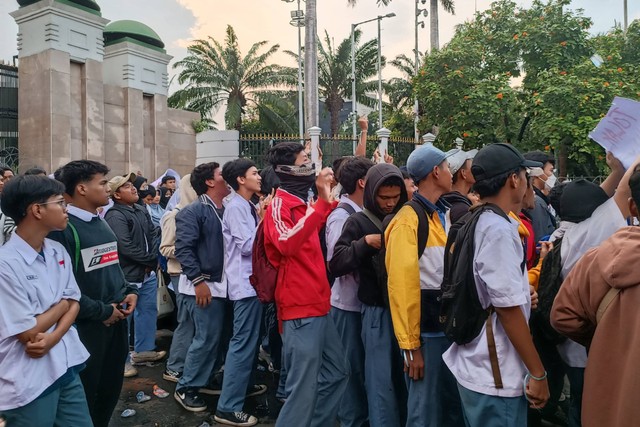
[471,143,542,182]
[559,179,608,223]
[524,151,555,166]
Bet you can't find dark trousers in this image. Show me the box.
[77,319,128,427]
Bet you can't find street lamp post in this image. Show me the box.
[283,0,305,142]
[415,1,427,145]
[351,13,396,150]
[624,0,628,31]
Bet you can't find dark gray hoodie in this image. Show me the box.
[330,163,408,306]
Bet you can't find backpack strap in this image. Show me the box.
[485,307,504,389]
[596,287,621,324]
[0,212,5,245]
[407,199,430,259]
[362,208,383,231]
[67,221,81,273]
[336,202,357,216]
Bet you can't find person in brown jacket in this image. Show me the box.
[551,165,640,427]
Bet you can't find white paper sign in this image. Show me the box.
[589,96,640,169]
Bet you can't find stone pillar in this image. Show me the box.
[308,126,322,174]
[124,87,144,175]
[103,40,172,177]
[423,132,436,146]
[11,0,109,172]
[83,59,106,163]
[376,127,391,163]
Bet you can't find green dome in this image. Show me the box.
[104,20,165,50]
[18,0,101,15]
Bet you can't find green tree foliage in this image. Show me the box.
[168,25,296,132]
[412,0,640,176]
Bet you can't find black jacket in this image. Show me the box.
[441,191,472,225]
[175,195,225,286]
[330,164,408,307]
[104,202,160,282]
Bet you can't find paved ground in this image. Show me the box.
[109,333,568,427]
[109,335,280,427]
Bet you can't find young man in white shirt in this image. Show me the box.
[325,156,374,427]
[215,159,268,426]
[0,175,91,425]
[443,143,549,426]
[49,160,139,427]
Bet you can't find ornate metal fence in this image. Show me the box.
[0,64,19,171]
[239,133,418,170]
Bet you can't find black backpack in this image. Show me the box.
[440,203,512,345]
[529,238,567,344]
[368,199,430,307]
[323,202,357,286]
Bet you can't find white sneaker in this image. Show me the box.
[124,362,138,378]
[131,350,167,364]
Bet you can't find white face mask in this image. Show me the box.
[544,174,557,191]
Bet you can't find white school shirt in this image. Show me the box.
[178,273,227,298]
[0,234,90,410]
[551,197,627,368]
[443,211,531,397]
[327,195,363,312]
[222,194,257,300]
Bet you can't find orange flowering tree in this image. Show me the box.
[412,0,640,176]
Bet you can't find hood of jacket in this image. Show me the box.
[596,226,640,290]
[177,174,197,209]
[363,163,408,220]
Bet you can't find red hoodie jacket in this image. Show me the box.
[263,189,335,321]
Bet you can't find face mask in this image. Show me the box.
[544,174,557,191]
[274,163,315,177]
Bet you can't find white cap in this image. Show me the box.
[446,149,479,175]
[527,167,546,177]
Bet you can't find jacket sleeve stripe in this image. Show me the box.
[271,196,313,242]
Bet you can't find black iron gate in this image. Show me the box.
[0,64,18,171]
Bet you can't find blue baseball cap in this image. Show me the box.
[407,145,454,182]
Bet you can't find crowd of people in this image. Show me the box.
[0,127,639,427]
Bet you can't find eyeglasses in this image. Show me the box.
[37,199,67,209]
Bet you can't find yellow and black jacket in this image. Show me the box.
[384,195,449,350]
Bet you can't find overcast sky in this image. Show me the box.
[1,0,637,127]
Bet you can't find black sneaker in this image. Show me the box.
[246,384,267,397]
[214,410,258,427]
[162,368,182,383]
[174,389,207,412]
[199,382,222,395]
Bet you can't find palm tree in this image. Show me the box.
[287,30,382,136]
[168,25,296,132]
[387,53,418,111]
[430,0,455,50]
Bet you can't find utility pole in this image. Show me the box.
[377,17,383,129]
[304,0,318,130]
[415,1,427,145]
[624,0,628,32]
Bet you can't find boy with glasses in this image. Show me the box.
[0,175,91,425]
